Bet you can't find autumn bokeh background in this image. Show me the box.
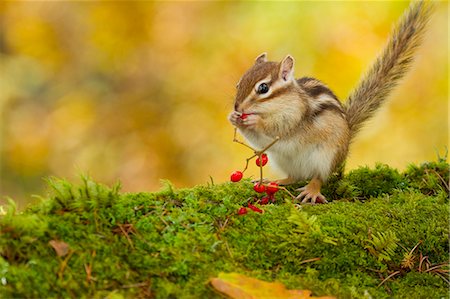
[0,2,447,207]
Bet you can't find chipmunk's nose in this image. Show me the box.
[234,102,239,112]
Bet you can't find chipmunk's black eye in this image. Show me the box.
[257,83,269,94]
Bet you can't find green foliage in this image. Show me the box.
[345,163,405,198]
[403,158,449,196]
[43,176,121,213]
[0,161,449,298]
[365,231,399,262]
[310,158,449,202]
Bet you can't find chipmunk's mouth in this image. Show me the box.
[238,112,254,120]
[240,111,257,115]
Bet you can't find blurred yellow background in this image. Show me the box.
[0,1,448,207]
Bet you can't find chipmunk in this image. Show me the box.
[228,1,431,203]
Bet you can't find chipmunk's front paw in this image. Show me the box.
[242,113,262,130]
[228,111,242,127]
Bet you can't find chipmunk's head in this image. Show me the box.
[234,53,300,114]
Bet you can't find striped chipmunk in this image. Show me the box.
[228,1,431,203]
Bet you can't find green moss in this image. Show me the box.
[0,161,449,298]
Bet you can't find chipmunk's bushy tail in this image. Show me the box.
[344,1,432,139]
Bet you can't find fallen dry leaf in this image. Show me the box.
[210,272,335,299]
[49,240,70,257]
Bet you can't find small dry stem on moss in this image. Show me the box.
[378,240,450,287]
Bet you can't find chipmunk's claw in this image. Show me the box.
[295,178,328,204]
[295,181,328,204]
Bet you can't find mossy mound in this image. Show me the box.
[1,160,449,298]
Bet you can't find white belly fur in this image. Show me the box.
[238,128,336,182]
[266,137,335,181]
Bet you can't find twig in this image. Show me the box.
[84,250,96,283]
[298,257,321,264]
[254,137,281,182]
[378,272,393,295]
[418,253,429,272]
[429,169,449,192]
[256,136,280,155]
[259,155,264,183]
[378,270,401,287]
[242,154,258,173]
[225,240,233,258]
[277,186,296,199]
[424,262,450,273]
[233,127,280,180]
[122,282,150,289]
[233,128,254,151]
[233,127,280,157]
[57,250,74,280]
[118,224,134,249]
[435,272,450,285]
[408,240,422,256]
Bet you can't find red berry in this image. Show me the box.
[266,182,279,195]
[260,196,270,205]
[253,182,266,193]
[238,207,248,215]
[230,171,243,182]
[255,154,268,167]
[248,203,263,213]
[240,113,250,120]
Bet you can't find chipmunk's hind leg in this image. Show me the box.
[296,177,328,204]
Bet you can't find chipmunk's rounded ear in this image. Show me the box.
[255,53,267,64]
[280,55,295,81]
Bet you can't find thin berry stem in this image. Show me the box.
[233,128,280,155]
[256,136,280,155]
[242,154,257,173]
[259,156,263,183]
[233,127,281,186]
[277,186,296,199]
[233,128,254,151]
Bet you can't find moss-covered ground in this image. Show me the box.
[1,160,449,298]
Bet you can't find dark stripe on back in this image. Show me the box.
[310,102,344,119]
[297,77,340,103]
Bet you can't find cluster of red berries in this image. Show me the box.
[230,153,269,182]
[235,180,280,215]
[230,122,283,215]
[230,153,280,215]
[253,180,279,196]
[237,204,262,215]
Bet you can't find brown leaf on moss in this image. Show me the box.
[49,240,70,257]
[210,272,335,299]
